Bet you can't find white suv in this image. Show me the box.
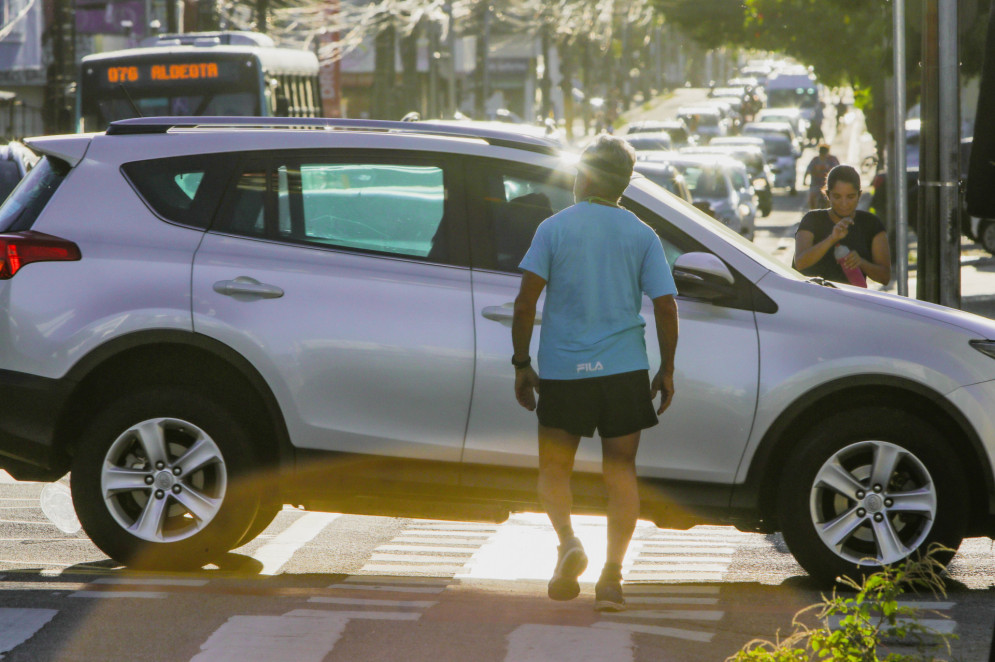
[3,117,995,583]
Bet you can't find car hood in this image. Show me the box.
[831,282,995,339]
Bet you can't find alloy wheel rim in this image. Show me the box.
[100,417,227,543]
[808,440,936,566]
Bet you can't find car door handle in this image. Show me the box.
[213,277,284,299]
[482,304,541,326]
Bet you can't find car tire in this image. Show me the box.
[777,406,967,585]
[71,388,261,569]
[980,220,995,256]
[233,497,282,549]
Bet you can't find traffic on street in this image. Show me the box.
[3,7,995,658]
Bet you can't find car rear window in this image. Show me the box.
[0,156,69,233]
[122,154,234,229]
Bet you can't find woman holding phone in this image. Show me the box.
[793,165,891,287]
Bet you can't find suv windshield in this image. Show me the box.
[0,156,68,232]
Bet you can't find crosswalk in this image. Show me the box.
[0,501,970,660]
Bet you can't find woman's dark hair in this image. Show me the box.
[824,164,861,195]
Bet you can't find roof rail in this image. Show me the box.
[105,116,562,155]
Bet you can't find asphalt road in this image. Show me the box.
[1,473,994,661]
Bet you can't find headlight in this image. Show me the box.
[738,203,752,217]
[970,339,995,359]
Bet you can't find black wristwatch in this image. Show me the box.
[511,355,531,370]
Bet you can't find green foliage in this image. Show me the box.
[727,544,957,662]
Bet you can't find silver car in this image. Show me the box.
[3,117,995,585]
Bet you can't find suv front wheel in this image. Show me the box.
[71,388,261,568]
[777,406,967,584]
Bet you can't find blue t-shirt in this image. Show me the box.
[518,202,677,380]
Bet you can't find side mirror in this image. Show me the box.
[673,252,737,302]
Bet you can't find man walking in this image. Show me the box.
[803,143,840,210]
[511,134,679,612]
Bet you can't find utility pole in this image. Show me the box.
[892,0,909,296]
[917,1,961,306]
[45,0,75,134]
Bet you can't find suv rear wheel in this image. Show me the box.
[979,219,995,256]
[71,388,260,568]
[778,406,967,584]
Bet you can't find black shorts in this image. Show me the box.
[536,369,658,438]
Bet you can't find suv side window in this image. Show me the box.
[471,161,692,275]
[218,156,454,262]
[470,164,574,272]
[122,153,234,229]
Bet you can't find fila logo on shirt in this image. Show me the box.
[577,361,604,373]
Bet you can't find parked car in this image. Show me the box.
[5,117,995,587]
[0,142,31,202]
[676,106,729,144]
[869,118,921,235]
[626,119,697,148]
[623,132,674,152]
[645,152,754,237]
[632,161,693,204]
[743,120,802,154]
[681,144,773,217]
[732,131,799,193]
[754,108,807,146]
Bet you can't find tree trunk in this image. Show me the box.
[539,24,552,120]
[474,4,490,119]
[256,0,268,34]
[559,39,575,142]
[373,23,398,119]
[400,23,420,118]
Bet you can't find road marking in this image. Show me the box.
[0,608,58,655]
[627,596,719,605]
[632,555,734,565]
[378,544,482,553]
[91,577,208,587]
[328,582,446,594]
[343,575,450,586]
[397,529,491,540]
[370,553,472,563]
[593,621,715,643]
[625,585,720,595]
[250,512,340,575]
[362,563,466,574]
[505,624,633,662]
[601,609,724,621]
[191,605,423,661]
[70,590,167,599]
[191,610,352,662]
[392,536,486,545]
[307,596,437,608]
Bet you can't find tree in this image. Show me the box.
[654,0,994,153]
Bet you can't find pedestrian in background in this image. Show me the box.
[794,164,891,287]
[803,144,840,210]
[511,134,679,612]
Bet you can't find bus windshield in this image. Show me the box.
[93,91,259,127]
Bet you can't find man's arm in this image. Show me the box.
[512,270,546,410]
[649,294,678,415]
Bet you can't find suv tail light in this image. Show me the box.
[0,231,81,279]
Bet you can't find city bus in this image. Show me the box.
[76,31,321,132]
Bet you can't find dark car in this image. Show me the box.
[869,119,920,234]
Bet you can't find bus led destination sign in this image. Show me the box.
[105,63,221,84]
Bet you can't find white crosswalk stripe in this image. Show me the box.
[0,608,58,656]
[356,519,498,577]
[594,585,725,643]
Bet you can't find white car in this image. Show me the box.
[2,117,995,585]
